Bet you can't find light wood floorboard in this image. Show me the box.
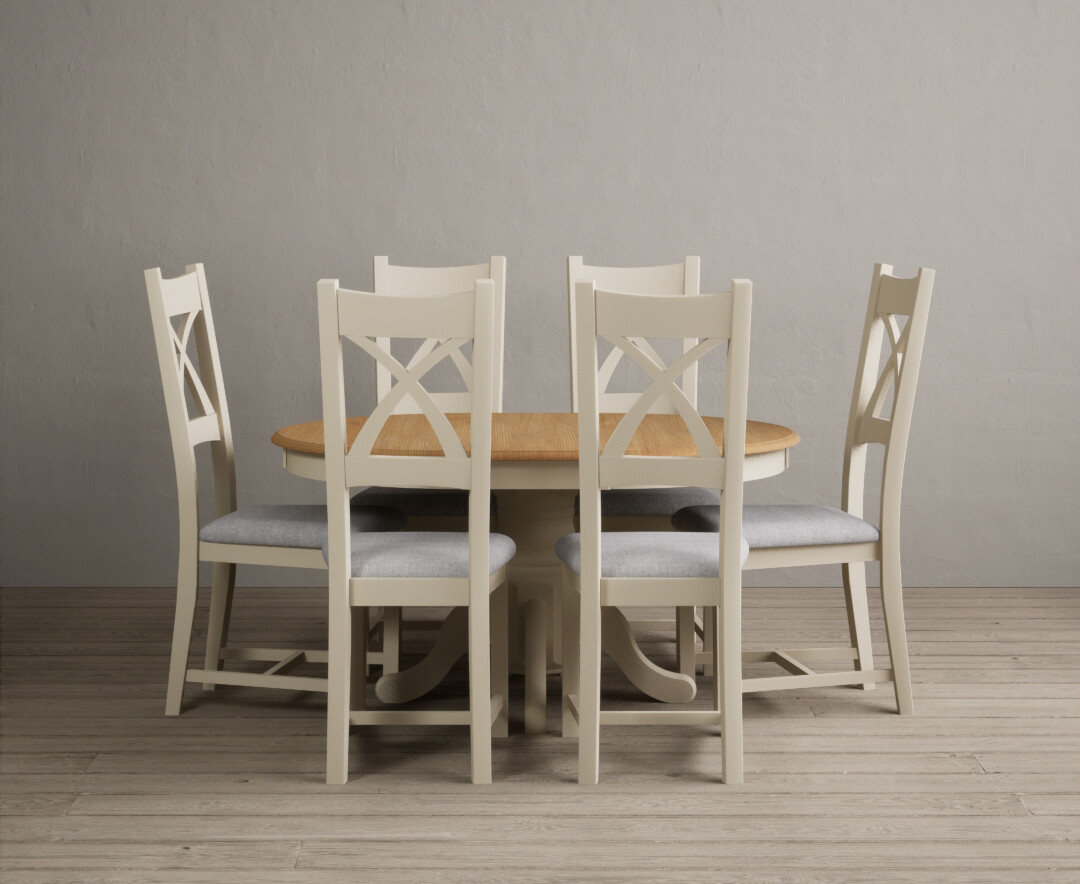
[1,586,1078,881]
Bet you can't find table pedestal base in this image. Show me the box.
[375,489,699,724]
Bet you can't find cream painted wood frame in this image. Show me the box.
[567,257,704,691]
[146,264,368,715]
[370,257,507,676]
[564,279,752,785]
[567,257,700,413]
[319,277,507,786]
[374,256,506,415]
[725,265,935,716]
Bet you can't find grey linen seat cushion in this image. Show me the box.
[574,486,722,518]
[199,505,405,549]
[555,531,749,579]
[351,487,497,519]
[672,504,881,549]
[321,532,516,579]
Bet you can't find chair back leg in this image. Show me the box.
[381,607,403,675]
[165,540,199,716]
[881,548,915,715]
[842,561,876,690]
[676,606,697,677]
[350,608,369,710]
[202,562,236,690]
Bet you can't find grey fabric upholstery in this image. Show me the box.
[321,531,516,579]
[555,531,749,578]
[574,486,722,518]
[672,504,881,549]
[351,486,497,519]
[199,505,405,549]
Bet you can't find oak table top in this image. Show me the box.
[271,412,799,460]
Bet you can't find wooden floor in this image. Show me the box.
[1,586,1078,882]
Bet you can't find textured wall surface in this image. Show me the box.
[2,0,1078,587]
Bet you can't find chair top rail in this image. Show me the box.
[570,258,693,294]
[377,257,501,297]
[337,287,476,340]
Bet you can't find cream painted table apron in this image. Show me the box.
[272,412,799,732]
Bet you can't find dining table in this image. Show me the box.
[271,412,799,732]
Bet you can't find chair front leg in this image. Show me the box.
[202,561,236,690]
[842,561,876,690]
[165,542,200,716]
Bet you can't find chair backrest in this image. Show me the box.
[374,256,506,413]
[568,257,701,413]
[145,264,236,534]
[841,264,935,537]
[575,279,752,575]
[318,276,496,574]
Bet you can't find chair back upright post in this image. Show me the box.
[145,263,237,537]
[568,257,700,413]
[318,277,497,785]
[374,256,506,413]
[841,265,936,540]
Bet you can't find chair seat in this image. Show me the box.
[555,531,749,579]
[322,531,516,579]
[199,505,405,549]
[351,487,497,519]
[672,504,881,549]
[574,486,722,518]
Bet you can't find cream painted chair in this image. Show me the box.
[145,264,405,716]
[673,265,935,715]
[352,256,505,523]
[351,257,506,671]
[559,278,752,784]
[319,276,512,785]
[569,257,716,676]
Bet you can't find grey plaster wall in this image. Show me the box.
[2,0,1078,588]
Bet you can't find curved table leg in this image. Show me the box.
[374,493,701,711]
[375,606,468,704]
[601,607,697,704]
[377,602,698,707]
